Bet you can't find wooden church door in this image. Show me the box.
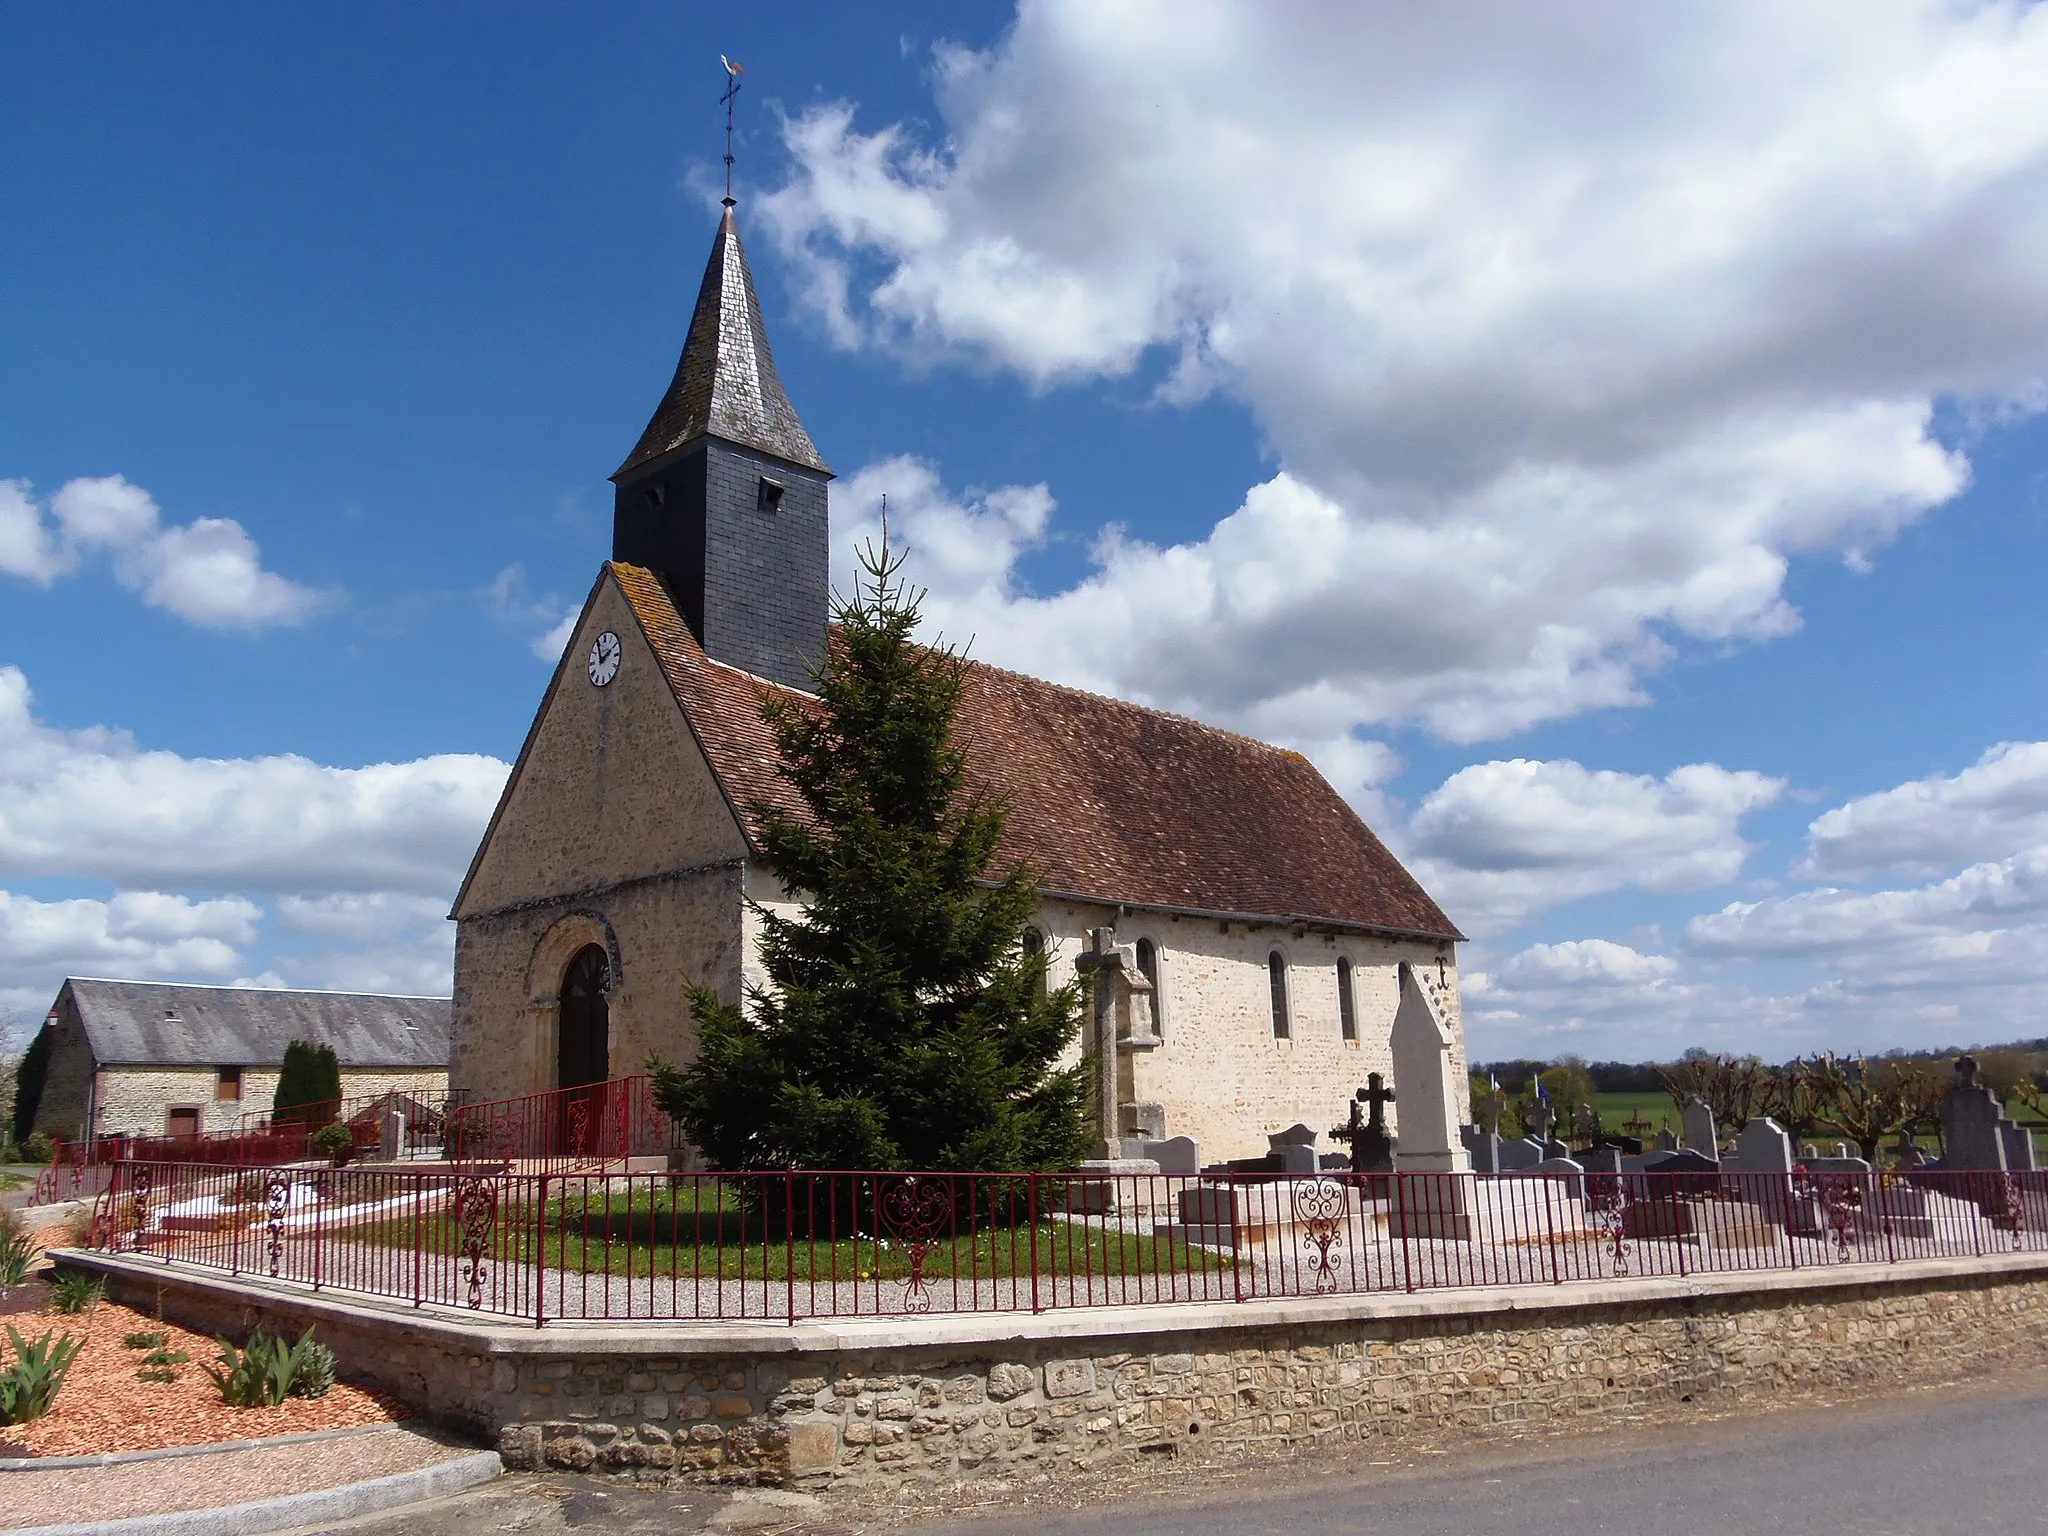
[556,945,610,1090]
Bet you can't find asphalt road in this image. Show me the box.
[312,1376,2047,1536]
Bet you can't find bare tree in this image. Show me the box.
[1658,1053,1771,1135]
[1805,1054,1922,1161]
[1759,1059,1829,1142]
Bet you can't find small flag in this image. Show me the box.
[1533,1075,1547,1102]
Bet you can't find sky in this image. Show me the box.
[3,1,2048,1064]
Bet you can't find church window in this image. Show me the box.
[1337,958,1357,1042]
[643,482,667,511]
[757,476,785,513]
[1022,927,1046,998]
[1134,937,1162,1039]
[1268,952,1290,1040]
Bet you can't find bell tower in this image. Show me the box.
[610,200,832,692]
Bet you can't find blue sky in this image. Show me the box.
[4,2,2047,1063]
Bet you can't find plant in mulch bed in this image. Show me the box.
[1,1325,83,1424]
[204,1327,334,1408]
[45,1274,101,1315]
[121,1330,167,1351]
[0,1208,33,1292]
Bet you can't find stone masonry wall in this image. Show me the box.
[68,1255,2048,1494]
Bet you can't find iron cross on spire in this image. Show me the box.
[719,54,745,206]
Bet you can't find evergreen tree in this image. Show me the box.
[650,538,1091,1174]
[273,1040,342,1127]
[10,1027,51,1147]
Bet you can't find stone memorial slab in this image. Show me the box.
[1940,1055,2012,1172]
[1681,1098,1719,1157]
[1141,1136,1201,1176]
[1391,962,1471,1173]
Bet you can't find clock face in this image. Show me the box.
[587,630,622,688]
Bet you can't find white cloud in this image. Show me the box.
[1498,939,1681,989]
[0,666,506,897]
[0,891,260,983]
[1798,740,2048,881]
[2,475,333,629]
[1402,757,1784,935]
[485,563,578,661]
[768,1,2048,741]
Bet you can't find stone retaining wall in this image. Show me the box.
[62,1252,2048,1491]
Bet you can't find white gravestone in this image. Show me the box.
[1390,962,1470,1175]
[1681,1098,1719,1158]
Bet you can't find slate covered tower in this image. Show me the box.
[610,202,832,693]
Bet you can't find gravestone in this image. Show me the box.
[1268,1124,1321,1176]
[1579,1145,1624,1176]
[1653,1127,1680,1154]
[1141,1136,1200,1176]
[1641,1148,1720,1177]
[1939,1056,2012,1172]
[1726,1117,1794,1174]
[1528,1156,1586,1200]
[1496,1137,1545,1172]
[1681,1098,1718,1158]
[1462,1122,1500,1175]
[1889,1130,1928,1170]
[2000,1123,2037,1174]
[1333,1074,1398,1176]
[1390,963,1471,1173]
[378,1106,405,1163]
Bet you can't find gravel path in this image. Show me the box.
[0,1425,468,1529]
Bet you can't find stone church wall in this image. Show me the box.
[1027,901,1463,1166]
[451,571,754,1115]
[451,864,745,1115]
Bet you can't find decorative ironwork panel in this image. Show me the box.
[879,1176,951,1314]
[1291,1177,1350,1294]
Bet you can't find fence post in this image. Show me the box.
[1543,1174,1560,1285]
[786,1171,796,1327]
[1230,1171,1243,1303]
[535,1173,548,1329]
[1028,1176,1041,1315]
[412,1170,424,1307]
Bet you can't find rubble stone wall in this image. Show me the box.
[67,1254,2048,1492]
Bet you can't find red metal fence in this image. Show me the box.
[441,1075,674,1176]
[84,1161,2048,1327]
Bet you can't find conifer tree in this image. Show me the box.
[273,1040,342,1127]
[650,538,1091,1173]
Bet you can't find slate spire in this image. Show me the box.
[613,205,829,479]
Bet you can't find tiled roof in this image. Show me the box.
[58,979,450,1069]
[613,206,830,479]
[614,564,1461,940]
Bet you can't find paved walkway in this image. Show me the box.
[0,1425,478,1530]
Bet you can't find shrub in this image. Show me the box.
[122,1330,168,1351]
[10,1030,51,1148]
[134,1345,190,1384]
[0,1327,82,1425]
[308,1124,354,1166]
[205,1327,334,1407]
[45,1273,101,1314]
[19,1132,53,1166]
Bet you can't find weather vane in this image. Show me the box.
[720,55,745,206]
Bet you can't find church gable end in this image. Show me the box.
[453,568,746,921]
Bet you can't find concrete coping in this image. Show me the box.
[0,1420,413,1473]
[50,1245,2048,1359]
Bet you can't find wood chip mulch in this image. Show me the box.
[0,1284,410,1458]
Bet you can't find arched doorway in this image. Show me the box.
[556,944,610,1090]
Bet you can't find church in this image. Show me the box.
[447,199,1467,1165]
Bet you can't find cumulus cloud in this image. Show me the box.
[0,666,506,896]
[1798,741,2048,881]
[768,0,2048,741]
[1,476,333,629]
[1401,758,1784,935]
[0,891,260,983]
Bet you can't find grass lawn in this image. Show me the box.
[343,1183,1230,1283]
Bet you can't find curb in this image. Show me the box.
[3,1448,502,1536]
[0,1421,407,1472]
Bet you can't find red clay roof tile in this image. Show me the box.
[613,562,1460,941]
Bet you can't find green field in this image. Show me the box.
[1576,1091,2048,1153]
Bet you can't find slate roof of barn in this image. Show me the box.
[610,562,1462,941]
[57,979,451,1069]
[612,206,830,480]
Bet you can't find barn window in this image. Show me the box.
[216,1067,242,1102]
[1337,958,1357,1042]
[1268,952,1290,1040]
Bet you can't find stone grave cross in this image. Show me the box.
[1333,1072,1397,1175]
